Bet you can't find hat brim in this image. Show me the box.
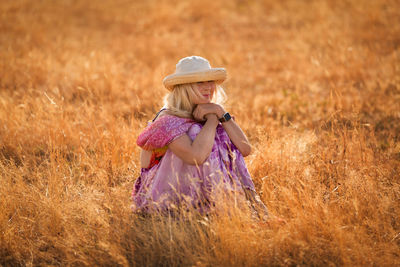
[163,68,227,91]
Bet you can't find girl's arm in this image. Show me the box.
[168,114,219,165]
[194,104,252,157]
[139,110,168,169]
[140,149,152,169]
[219,116,252,157]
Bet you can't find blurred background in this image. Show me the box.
[2,0,399,122]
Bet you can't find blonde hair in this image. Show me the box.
[163,83,227,119]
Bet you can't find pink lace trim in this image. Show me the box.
[137,115,195,150]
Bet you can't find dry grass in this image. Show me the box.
[1,0,399,265]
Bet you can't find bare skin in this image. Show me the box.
[168,113,219,165]
[140,81,251,167]
[140,149,152,168]
[192,102,252,157]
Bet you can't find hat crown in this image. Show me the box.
[175,56,211,74]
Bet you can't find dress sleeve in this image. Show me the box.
[137,115,194,150]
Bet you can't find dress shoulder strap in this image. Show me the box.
[152,108,167,122]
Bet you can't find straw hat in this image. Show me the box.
[163,56,227,91]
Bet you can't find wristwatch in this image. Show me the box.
[218,112,232,123]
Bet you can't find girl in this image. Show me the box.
[132,56,268,219]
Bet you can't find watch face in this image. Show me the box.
[219,112,231,122]
[224,113,231,121]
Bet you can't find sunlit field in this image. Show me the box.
[1,0,399,265]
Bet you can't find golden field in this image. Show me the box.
[1,0,399,265]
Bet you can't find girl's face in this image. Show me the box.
[192,81,216,104]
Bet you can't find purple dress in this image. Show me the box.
[132,114,257,214]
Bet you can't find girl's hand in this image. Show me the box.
[193,103,225,121]
[204,113,219,122]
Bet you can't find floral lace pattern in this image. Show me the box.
[137,115,194,150]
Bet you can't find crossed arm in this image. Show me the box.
[187,103,252,158]
[168,114,219,165]
[140,104,251,167]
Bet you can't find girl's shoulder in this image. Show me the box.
[151,109,195,127]
[137,113,195,150]
[151,108,168,123]
[152,113,191,127]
